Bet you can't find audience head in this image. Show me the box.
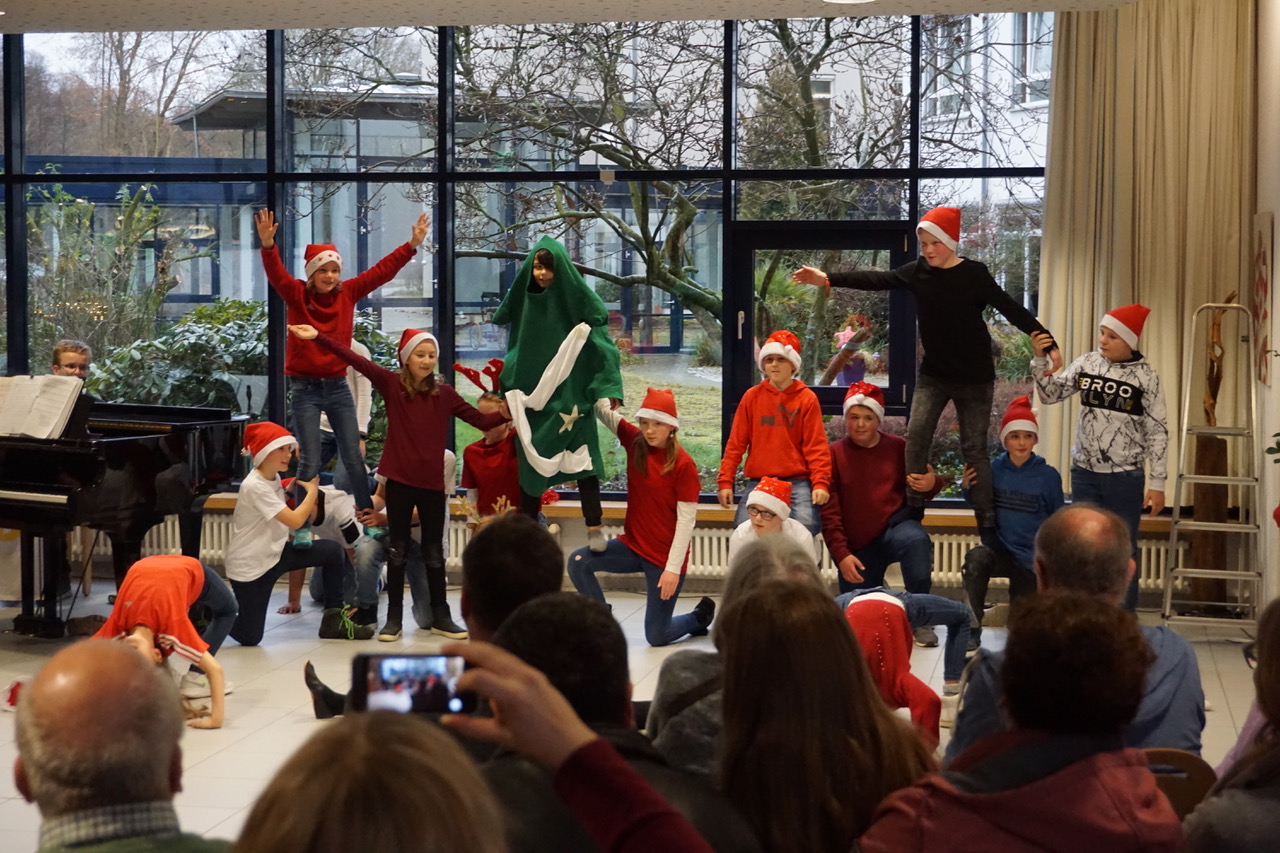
[717,580,931,852]
[51,339,92,378]
[1003,590,1151,736]
[1033,503,1133,602]
[491,592,630,728]
[15,639,183,817]
[720,536,823,625]
[234,712,504,853]
[460,513,564,641]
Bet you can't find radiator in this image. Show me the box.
[75,514,1182,591]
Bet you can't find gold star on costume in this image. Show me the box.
[559,405,582,433]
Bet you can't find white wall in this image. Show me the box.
[1258,0,1280,603]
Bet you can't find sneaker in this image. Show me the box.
[377,618,403,642]
[690,596,716,637]
[587,527,608,553]
[943,680,961,697]
[940,694,959,728]
[318,607,375,640]
[365,526,388,542]
[179,671,235,700]
[913,626,939,648]
[292,527,314,549]
[351,605,379,627]
[430,604,469,640]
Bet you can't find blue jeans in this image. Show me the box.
[288,376,372,511]
[1071,466,1145,610]
[568,538,700,647]
[907,375,995,526]
[193,563,239,658]
[734,477,821,536]
[310,535,433,629]
[229,539,353,646]
[836,588,971,682]
[837,518,933,596]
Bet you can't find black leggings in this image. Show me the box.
[384,479,446,619]
[522,476,601,527]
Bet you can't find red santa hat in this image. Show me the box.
[758,330,803,373]
[304,244,342,280]
[1100,303,1150,349]
[916,206,961,253]
[636,387,679,429]
[243,421,296,468]
[842,381,885,420]
[746,476,792,520]
[398,328,439,364]
[999,395,1039,442]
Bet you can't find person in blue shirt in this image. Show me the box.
[960,395,1064,651]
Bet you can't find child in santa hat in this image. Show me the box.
[792,207,1061,531]
[254,208,429,548]
[959,395,1064,650]
[454,359,524,530]
[224,420,373,645]
[289,323,507,642]
[717,329,832,536]
[727,476,820,562]
[569,388,715,647]
[1030,303,1167,610]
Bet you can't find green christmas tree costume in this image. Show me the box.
[494,236,624,495]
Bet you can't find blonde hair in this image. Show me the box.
[234,712,505,853]
[52,339,92,367]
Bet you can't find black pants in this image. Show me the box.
[230,539,349,646]
[961,543,1037,638]
[384,479,446,618]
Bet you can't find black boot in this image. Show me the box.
[378,604,403,642]
[319,607,375,640]
[430,604,468,639]
[303,661,346,719]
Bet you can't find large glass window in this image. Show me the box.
[24,32,265,173]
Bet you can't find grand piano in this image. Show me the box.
[0,401,247,638]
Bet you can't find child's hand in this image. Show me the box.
[1030,331,1055,359]
[608,398,622,411]
[187,717,223,730]
[907,464,938,493]
[791,265,830,290]
[1145,490,1165,515]
[960,466,977,488]
[408,212,431,248]
[838,554,865,584]
[289,324,318,340]
[656,570,681,601]
[717,489,734,509]
[277,601,301,614]
[812,488,830,506]
[254,209,278,249]
[1048,346,1063,375]
[299,476,319,494]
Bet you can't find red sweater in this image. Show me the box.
[821,432,943,559]
[262,243,416,378]
[615,420,700,573]
[845,593,940,748]
[717,379,831,491]
[461,432,523,517]
[314,333,504,490]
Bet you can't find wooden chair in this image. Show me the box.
[1144,747,1217,820]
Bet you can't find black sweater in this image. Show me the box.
[828,258,1051,384]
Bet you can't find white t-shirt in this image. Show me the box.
[225,469,290,582]
[313,484,357,544]
[728,518,819,563]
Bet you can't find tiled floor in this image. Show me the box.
[0,587,1258,848]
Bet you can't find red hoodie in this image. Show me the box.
[718,378,831,491]
[859,731,1182,853]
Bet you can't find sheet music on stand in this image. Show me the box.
[0,375,84,439]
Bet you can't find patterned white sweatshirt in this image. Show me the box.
[1031,350,1168,489]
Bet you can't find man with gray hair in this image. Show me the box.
[15,639,229,852]
[945,502,1205,762]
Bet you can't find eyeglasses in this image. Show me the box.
[55,361,90,374]
[1244,641,1257,670]
[746,506,777,521]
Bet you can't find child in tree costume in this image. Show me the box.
[495,237,623,550]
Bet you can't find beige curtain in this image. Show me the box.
[1038,0,1255,499]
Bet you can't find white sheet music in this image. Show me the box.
[0,375,84,439]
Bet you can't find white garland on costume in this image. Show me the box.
[504,322,598,477]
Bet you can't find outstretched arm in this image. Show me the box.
[187,651,226,729]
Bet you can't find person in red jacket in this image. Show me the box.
[821,382,944,647]
[255,208,428,547]
[717,329,831,536]
[290,324,507,643]
[858,591,1182,853]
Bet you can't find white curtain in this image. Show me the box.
[1038,0,1255,498]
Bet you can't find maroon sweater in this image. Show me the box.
[313,333,503,490]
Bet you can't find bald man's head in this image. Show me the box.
[15,639,183,817]
[1033,503,1134,603]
